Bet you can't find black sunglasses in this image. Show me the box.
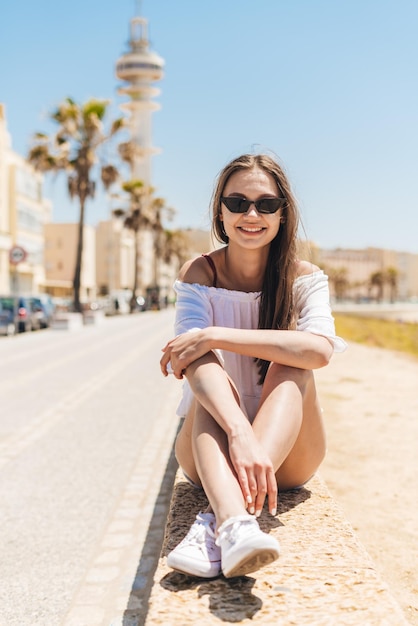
[221,196,285,214]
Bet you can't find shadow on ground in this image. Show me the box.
[160,572,262,622]
[158,481,311,623]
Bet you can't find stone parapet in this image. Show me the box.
[144,472,410,625]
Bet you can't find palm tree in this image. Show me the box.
[113,179,179,311]
[149,196,176,287]
[163,229,191,269]
[385,267,399,303]
[369,271,385,303]
[28,97,122,312]
[327,267,349,302]
[115,179,152,312]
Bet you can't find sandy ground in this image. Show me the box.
[315,342,418,624]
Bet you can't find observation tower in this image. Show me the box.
[115,11,164,295]
[116,14,164,186]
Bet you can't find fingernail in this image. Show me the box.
[247,496,252,504]
[255,510,261,518]
[271,508,277,516]
[249,506,255,515]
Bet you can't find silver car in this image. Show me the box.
[0,296,17,336]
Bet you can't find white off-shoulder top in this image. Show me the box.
[173,270,347,420]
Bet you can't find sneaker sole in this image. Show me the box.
[169,565,221,578]
[222,548,279,578]
[167,559,221,579]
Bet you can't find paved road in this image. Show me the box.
[0,309,182,626]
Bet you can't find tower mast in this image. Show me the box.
[116,10,164,185]
[115,7,164,293]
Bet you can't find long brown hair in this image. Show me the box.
[211,154,300,383]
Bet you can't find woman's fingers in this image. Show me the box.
[253,471,267,518]
[237,470,252,510]
[247,474,257,515]
[160,337,188,378]
[160,349,170,376]
[160,341,184,378]
[242,465,277,518]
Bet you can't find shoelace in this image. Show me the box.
[182,514,216,547]
[216,515,256,546]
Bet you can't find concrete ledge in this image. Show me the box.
[144,472,410,625]
[51,312,83,331]
[82,310,105,326]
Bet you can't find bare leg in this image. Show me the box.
[174,401,201,486]
[192,402,248,523]
[175,363,325,524]
[171,396,281,579]
[175,400,248,527]
[253,363,326,491]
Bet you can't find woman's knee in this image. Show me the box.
[175,428,202,487]
[265,362,313,395]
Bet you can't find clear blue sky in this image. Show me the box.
[1,0,417,253]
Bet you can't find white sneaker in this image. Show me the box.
[216,515,280,578]
[166,512,221,578]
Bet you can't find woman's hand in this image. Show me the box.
[228,425,277,517]
[160,329,212,379]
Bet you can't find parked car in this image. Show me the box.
[29,296,55,329]
[17,296,40,332]
[0,295,37,333]
[40,294,56,321]
[0,296,17,336]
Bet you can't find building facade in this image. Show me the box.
[0,104,12,293]
[318,246,418,302]
[0,103,51,295]
[44,223,96,303]
[96,218,135,295]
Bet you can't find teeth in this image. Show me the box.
[241,227,262,232]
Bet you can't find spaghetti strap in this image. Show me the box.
[201,254,217,287]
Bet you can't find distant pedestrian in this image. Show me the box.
[160,153,346,579]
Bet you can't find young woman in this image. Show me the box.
[160,153,346,579]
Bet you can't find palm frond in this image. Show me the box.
[82,99,109,120]
[110,117,125,136]
[101,165,120,189]
[28,145,58,172]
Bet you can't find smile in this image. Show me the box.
[239,226,265,233]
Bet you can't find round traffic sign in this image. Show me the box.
[9,245,27,265]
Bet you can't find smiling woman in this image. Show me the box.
[218,167,284,255]
[159,152,346,580]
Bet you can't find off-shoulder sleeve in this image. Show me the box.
[172,280,220,417]
[173,280,213,336]
[293,271,347,352]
